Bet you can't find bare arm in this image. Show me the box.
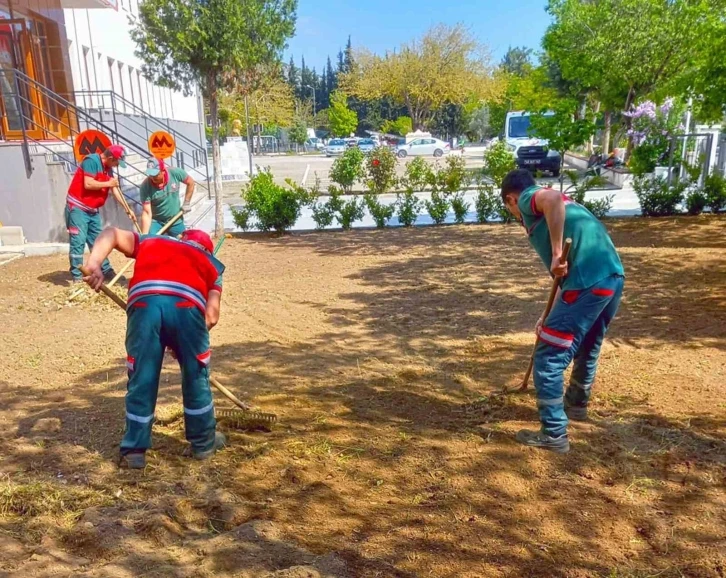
[205,290,221,330]
[535,188,567,277]
[83,228,136,290]
[140,203,152,234]
[183,176,195,205]
[84,175,119,190]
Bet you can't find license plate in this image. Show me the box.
[523,159,539,165]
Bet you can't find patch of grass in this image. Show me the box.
[0,480,112,519]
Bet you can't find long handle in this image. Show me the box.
[209,376,252,411]
[78,273,243,408]
[517,238,572,392]
[115,188,142,235]
[106,211,185,288]
[79,266,128,310]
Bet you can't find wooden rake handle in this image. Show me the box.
[114,187,142,235]
[512,238,572,393]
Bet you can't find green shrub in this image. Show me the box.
[364,193,395,228]
[475,178,511,223]
[401,157,432,192]
[396,191,421,227]
[310,202,336,229]
[686,189,708,215]
[237,169,309,233]
[633,176,686,217]
[425,190,449,225]
[231,205,252,231]
[704,173,726,213]
[365,147,398,194]
[431,155,468,195]
[330,147,365,193]
[563,170,612,219]
[450,193,470,224]
[483,140,516,187]
[336,196,365,230]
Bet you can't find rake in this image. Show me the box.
[507,238,572,394]
[79,265,277,429]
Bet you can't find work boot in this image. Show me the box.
[516,430,570,454]
[103,269,117,281]
[119,451,146,469]
[192,432,227,461]
[565,402,588,422]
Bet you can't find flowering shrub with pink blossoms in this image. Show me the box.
[624,97,686,176]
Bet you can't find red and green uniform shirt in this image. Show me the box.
[139,167,191,224]
[518,185,624,291]
[128,233,224,315]
[67,154,115,213]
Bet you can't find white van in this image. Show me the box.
[504,111,561,177]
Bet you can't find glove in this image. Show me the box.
[182,202,191,214]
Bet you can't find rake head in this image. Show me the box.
[216,407,278,431]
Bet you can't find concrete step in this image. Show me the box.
[0,226,25,246]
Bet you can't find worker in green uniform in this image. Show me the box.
[139,158,196,237]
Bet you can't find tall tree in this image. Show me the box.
[336,49,345,76]
[328,90,358,136]
[287,55,299,91]
[544,0,717,154]
[343,35,353,73]
[326,56,337,94]
[132,0,297,237]
[500,46,533,77]
[341,24,504,129]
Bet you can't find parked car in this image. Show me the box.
[325,139,347,157]
[396,138,450,158]
[345,137,359,148]
[357,138,376,154]
[305,137,325,152]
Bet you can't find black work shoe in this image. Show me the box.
[565,403,588,422]
[119,451,146,469]
[516,430,570,454]
[103,269,117,281]
[192,432,227,460]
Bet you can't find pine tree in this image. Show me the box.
[287,55,299,92]
[337,49,345,75]
[326,56,336,94]
[344,35,353,73]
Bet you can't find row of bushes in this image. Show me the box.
[230,141,619,234]
[634,172,726,217]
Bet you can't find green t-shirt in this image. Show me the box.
[518,185,624,291]
[140,167,189,224]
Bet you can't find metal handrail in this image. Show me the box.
[4,68,147,207]
[74,89,211,198]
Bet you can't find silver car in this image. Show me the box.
[396,137,450,158]
[325,139,347,157]
[357,138,376,154]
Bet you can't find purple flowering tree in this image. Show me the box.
[624,97,685,176]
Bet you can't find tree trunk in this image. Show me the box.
[588,101,601,154]
[208,74,224,239]
[601,110,612,157]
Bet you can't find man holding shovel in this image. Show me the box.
[500,169,624,453]
[139,158,196,237]
[66,145,133,283]
[83,226,226,468]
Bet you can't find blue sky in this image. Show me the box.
[285,0,552,72]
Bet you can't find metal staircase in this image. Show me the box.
[1,67,213,228]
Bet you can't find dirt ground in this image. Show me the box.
[1,217,725,578]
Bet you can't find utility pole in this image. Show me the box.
[244,94,253,178]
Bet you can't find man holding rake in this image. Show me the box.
[500,169,624,453]
[83,226,226,468]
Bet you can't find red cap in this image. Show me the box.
[181,229,213,253]
[106,145,126,159]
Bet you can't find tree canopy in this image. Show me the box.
[340,24,504,129]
